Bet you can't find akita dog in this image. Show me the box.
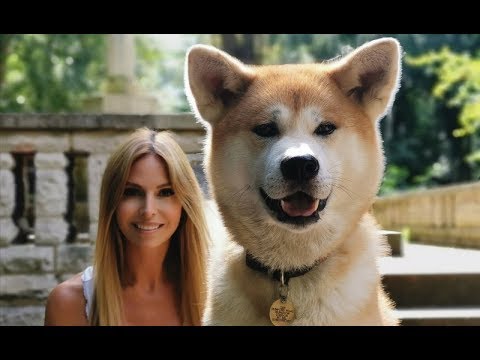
[185,37,402,325]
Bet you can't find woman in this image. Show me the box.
[44,127,210,325]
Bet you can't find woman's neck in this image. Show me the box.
[125,240,172,292]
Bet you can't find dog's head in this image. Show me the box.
[185,38,401,268]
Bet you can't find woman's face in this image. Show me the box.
[116,153,182,249]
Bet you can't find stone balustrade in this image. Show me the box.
[373,182,480,249]
[0,153,18,247]
[0,113,205,325]
[1,113,478,325]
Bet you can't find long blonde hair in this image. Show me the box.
[90,127,209,326]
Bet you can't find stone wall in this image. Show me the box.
[0,114,205,325]
[373,182,480,249]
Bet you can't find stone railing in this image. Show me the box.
[0,113,205,325]
[373,181,480,249]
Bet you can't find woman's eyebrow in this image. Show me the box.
[125,181,172,188]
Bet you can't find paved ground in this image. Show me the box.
[379,242,480,274]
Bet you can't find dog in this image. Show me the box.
[185,37,402,325]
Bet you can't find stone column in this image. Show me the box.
[34,153,69,244]
[72,131,130,243]
[0,153,19,246]
[87,153,110,243]
[107,34,135,84]
[82,34,158,114]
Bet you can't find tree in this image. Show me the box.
[408,47,480,180]
[0,35,14,90]
[0,34,105,112]
[134,34,208,112]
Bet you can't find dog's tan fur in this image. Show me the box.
[185,38,402,325]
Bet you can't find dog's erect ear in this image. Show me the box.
[185,44,254,126]
[330,37,402,122]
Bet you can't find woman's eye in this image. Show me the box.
[158,188,175,197]
[123,188,142,197]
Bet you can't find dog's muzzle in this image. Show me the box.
[260,188,328,226]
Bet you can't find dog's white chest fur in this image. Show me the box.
[204,215,393,326]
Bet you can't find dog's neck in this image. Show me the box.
[245,252,323,285]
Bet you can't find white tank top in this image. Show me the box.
[81,266,94,321]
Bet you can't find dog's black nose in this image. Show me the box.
[281,155,319,182]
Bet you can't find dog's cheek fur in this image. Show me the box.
[342,132,383,197]
[209,133,266,229]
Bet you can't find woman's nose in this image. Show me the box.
[141,195,157,217]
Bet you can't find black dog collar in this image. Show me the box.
[245,252,322,285]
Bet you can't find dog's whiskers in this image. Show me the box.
[332,183,361,201]
[227,184,252,203]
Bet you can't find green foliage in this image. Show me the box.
[380,164,410,195]
[134,34,208,112]
[0,34,209,114]
[0,34,105,112]
[407,47,480,175]
[407,48,480,137]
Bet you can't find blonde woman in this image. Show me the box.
[44,128,210,325]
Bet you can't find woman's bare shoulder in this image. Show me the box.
[44,273,89,326]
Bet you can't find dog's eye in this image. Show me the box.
[315,123,336,136]
[252,122,279,138]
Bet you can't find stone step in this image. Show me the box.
[383,273,480,307]
[396,308,480,326]
[379,243,480,307]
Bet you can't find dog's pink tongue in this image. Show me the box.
[281,193,319,217]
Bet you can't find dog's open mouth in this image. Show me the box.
[260,188,328,226]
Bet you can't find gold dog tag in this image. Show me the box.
[269,272,295,326]
[270,298,295,326]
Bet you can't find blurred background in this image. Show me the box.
[0,34,479,325]
[1,34,479,193]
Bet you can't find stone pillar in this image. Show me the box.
[83,34,158,114]
[0,153,19,246]
[107,34,135,84]
[34,153,69,244]
[87,153,110,243]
